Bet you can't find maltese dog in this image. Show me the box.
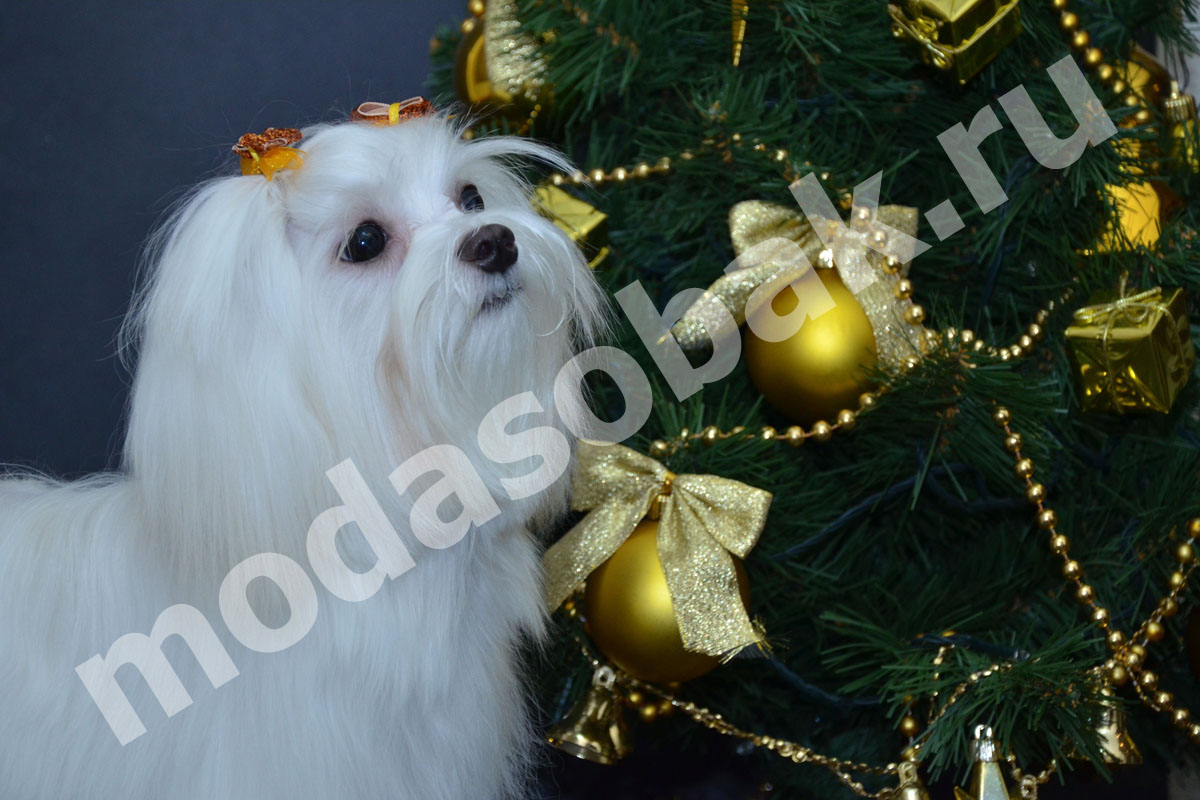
[0,99,606,799]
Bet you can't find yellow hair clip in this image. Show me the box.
[232,127,304,181]
[350,97,434,126]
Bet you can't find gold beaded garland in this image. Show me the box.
[994,399,1200,745]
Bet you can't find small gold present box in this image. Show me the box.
[534,185,610,269]
[888,0,1022,85]
[1066,287,1194,414]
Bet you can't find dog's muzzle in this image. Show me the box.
[458,224,518,275]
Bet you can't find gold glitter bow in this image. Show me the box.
[544,441,772,658]
[671,199,924,372]
[1072,285,1165,327]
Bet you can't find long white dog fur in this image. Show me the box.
[0,112,606,799]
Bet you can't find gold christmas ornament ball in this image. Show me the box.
[584,519,751,685]
[743,267,878,425]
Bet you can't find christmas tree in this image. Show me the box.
[431,1,1200,796]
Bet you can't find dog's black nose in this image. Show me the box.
[458,224,517,274]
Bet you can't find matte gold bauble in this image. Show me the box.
[743,267,878,425]
[1088,47,1178,253]
[584,520,751,684]
[1094,181,1176,252]
[1120,47,1171,111]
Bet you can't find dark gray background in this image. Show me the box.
[0,1,455,477]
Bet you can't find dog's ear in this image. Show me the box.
[119,173,334,520]
[123,175,296,368]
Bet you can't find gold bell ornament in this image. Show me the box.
[888,0,1022,85]
[546,665,632,765]
[1091,688,1142,765]
[1164,80,1200,173]
[953,725,1012,800]
[894,760,933,800]
[543,442,771,684]
[671,199,924,425]
[454,0,548,116]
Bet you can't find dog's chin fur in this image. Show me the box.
[0,115,606,799]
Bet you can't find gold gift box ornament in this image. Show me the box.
[1066,285,1194,414]
[534,185,610,269]
[889,0,1022,85]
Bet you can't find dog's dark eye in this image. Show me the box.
[458,184,485,213]
[340,222,387,263]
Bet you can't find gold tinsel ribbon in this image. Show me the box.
[544,441,772,658]
[1072,284,1168,410]
[671,200,924,372]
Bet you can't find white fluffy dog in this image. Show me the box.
[0,105,605,799]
